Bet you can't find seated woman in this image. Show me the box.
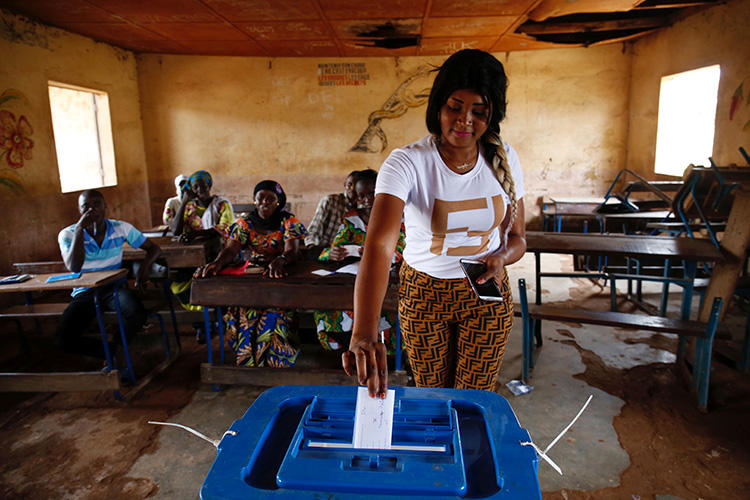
[194,180,308,367]
[171,169,234,242]
[162,174,188,226]
[170,170,235,310]
[315,169,405,352]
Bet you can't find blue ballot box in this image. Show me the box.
[200,385,541,499]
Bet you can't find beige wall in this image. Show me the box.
[627,0,750,176]
[0,10,151,275]
[3,0,745,275]
[138,43,631,227]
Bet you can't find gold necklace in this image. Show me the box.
[438,144,476,171]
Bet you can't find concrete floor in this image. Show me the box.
[129,252,745,498]
[2,251,749,499]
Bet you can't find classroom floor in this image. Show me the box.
[1,252,749,499]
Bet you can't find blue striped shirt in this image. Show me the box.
[58,219,146,296]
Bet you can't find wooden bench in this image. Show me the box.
[517,278,722,411]
[0,269,180,400]
[646,221,727,234]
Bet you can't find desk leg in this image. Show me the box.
[162,279,181,350]
[518,279,531,381]
[677,261,697,360]
[203,307,222,392]
[636,259,643,302]
[626,258,632,299]
[203,307,213,365]
[93,292,122,399]
[660,259,671,316]
[94,292,115,371]
[534,252,543,347]
[216,306,225,365]
[112,287,136,384]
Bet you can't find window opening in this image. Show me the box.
[48,81,117,192]
[654,65,720,176]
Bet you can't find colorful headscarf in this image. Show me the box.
[248,180,291,231]
[189,170,213,188]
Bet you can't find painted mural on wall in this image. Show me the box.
[350,66,432,153]
[729,78,750,132]
[0,89,32,192]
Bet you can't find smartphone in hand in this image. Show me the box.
[459,259,504,302]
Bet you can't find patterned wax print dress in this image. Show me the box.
[222,213,308,367]
[183,199,234,235]
[170,198,235,311]
[315,208,405,353]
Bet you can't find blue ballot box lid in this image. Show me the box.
[200,385,541,500]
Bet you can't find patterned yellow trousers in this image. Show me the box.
[398,261,514,391]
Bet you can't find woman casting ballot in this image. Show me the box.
[343,49,527,398]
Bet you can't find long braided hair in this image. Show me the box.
[425,49,517,241]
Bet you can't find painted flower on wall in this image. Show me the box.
[0,109,34,168]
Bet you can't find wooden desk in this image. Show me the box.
[543,197,605,232]
[548,197,605,214]
[123,236,216,268]
[0,269,127,393]
[525,231,723,262]
[525,230,724,323]
[13,261,69,274]
[599,210,671,233]
[190,260,403,387]
[190,260,397,312]
[0,269,127,293]
[626,180,684,192]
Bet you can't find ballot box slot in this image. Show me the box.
[273,396,470,495]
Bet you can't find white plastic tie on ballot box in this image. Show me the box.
[520,394,593,476]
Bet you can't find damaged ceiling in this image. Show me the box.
[0,0,723,57]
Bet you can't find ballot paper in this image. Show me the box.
[341,244,362,258]
[335,261,360,275]
[352,386,395,449]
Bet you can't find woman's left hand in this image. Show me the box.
[477,253,505,286]
[265,255,288,278]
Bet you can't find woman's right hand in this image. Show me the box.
[328,245,347,261]
[342,331,388,398]
[194,261,221,278]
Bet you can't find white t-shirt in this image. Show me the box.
[376,135,524,279]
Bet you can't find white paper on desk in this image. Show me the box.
[335,261,360,275]
[341,244,362,258]
[311,269,332,276]
[352,387,395,449]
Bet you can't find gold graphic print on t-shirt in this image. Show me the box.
[430,194,505,256]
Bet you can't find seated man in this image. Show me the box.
[304,170,359,248]
[54,189,161,359]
